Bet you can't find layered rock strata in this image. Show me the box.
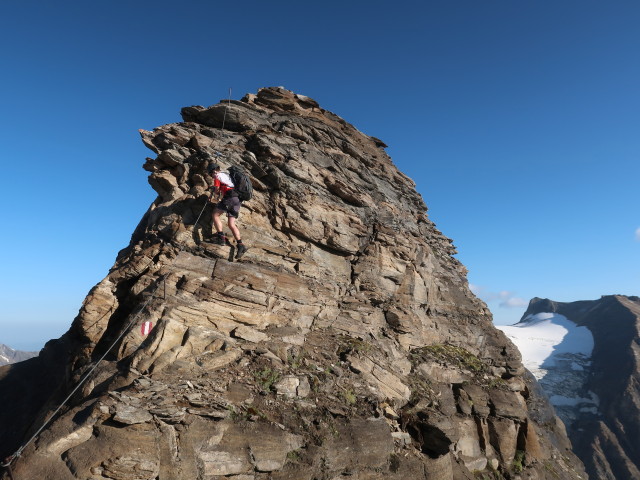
[522,295,640,480]
[0,88,585,480]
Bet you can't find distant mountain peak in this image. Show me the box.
[506,295,640,480]
[0,343,37,366]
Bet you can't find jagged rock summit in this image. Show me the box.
[0,88,585,480]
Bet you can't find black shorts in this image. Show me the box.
[216,194,241,218]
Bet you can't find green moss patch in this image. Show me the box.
[411,344,487,374]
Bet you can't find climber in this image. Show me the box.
[208,163,248,259]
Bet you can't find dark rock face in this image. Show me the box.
[0,88,586,479]
[523,295,640,480]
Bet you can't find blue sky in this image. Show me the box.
[1,1,638,350]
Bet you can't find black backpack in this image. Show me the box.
[229,165,253,201]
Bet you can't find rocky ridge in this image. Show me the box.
[522,295,640,480]
[0,88,585,480]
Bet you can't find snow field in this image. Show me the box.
[497,312,599,421]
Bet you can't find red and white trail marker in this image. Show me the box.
[141,321,153,336]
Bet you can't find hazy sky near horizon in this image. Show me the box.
[1,1,638,350]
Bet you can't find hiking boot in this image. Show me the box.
[210,233,226,245]
[235,243,248,259]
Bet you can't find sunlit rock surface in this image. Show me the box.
[0,88,586,480]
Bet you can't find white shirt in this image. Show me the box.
[215,171,234,188]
